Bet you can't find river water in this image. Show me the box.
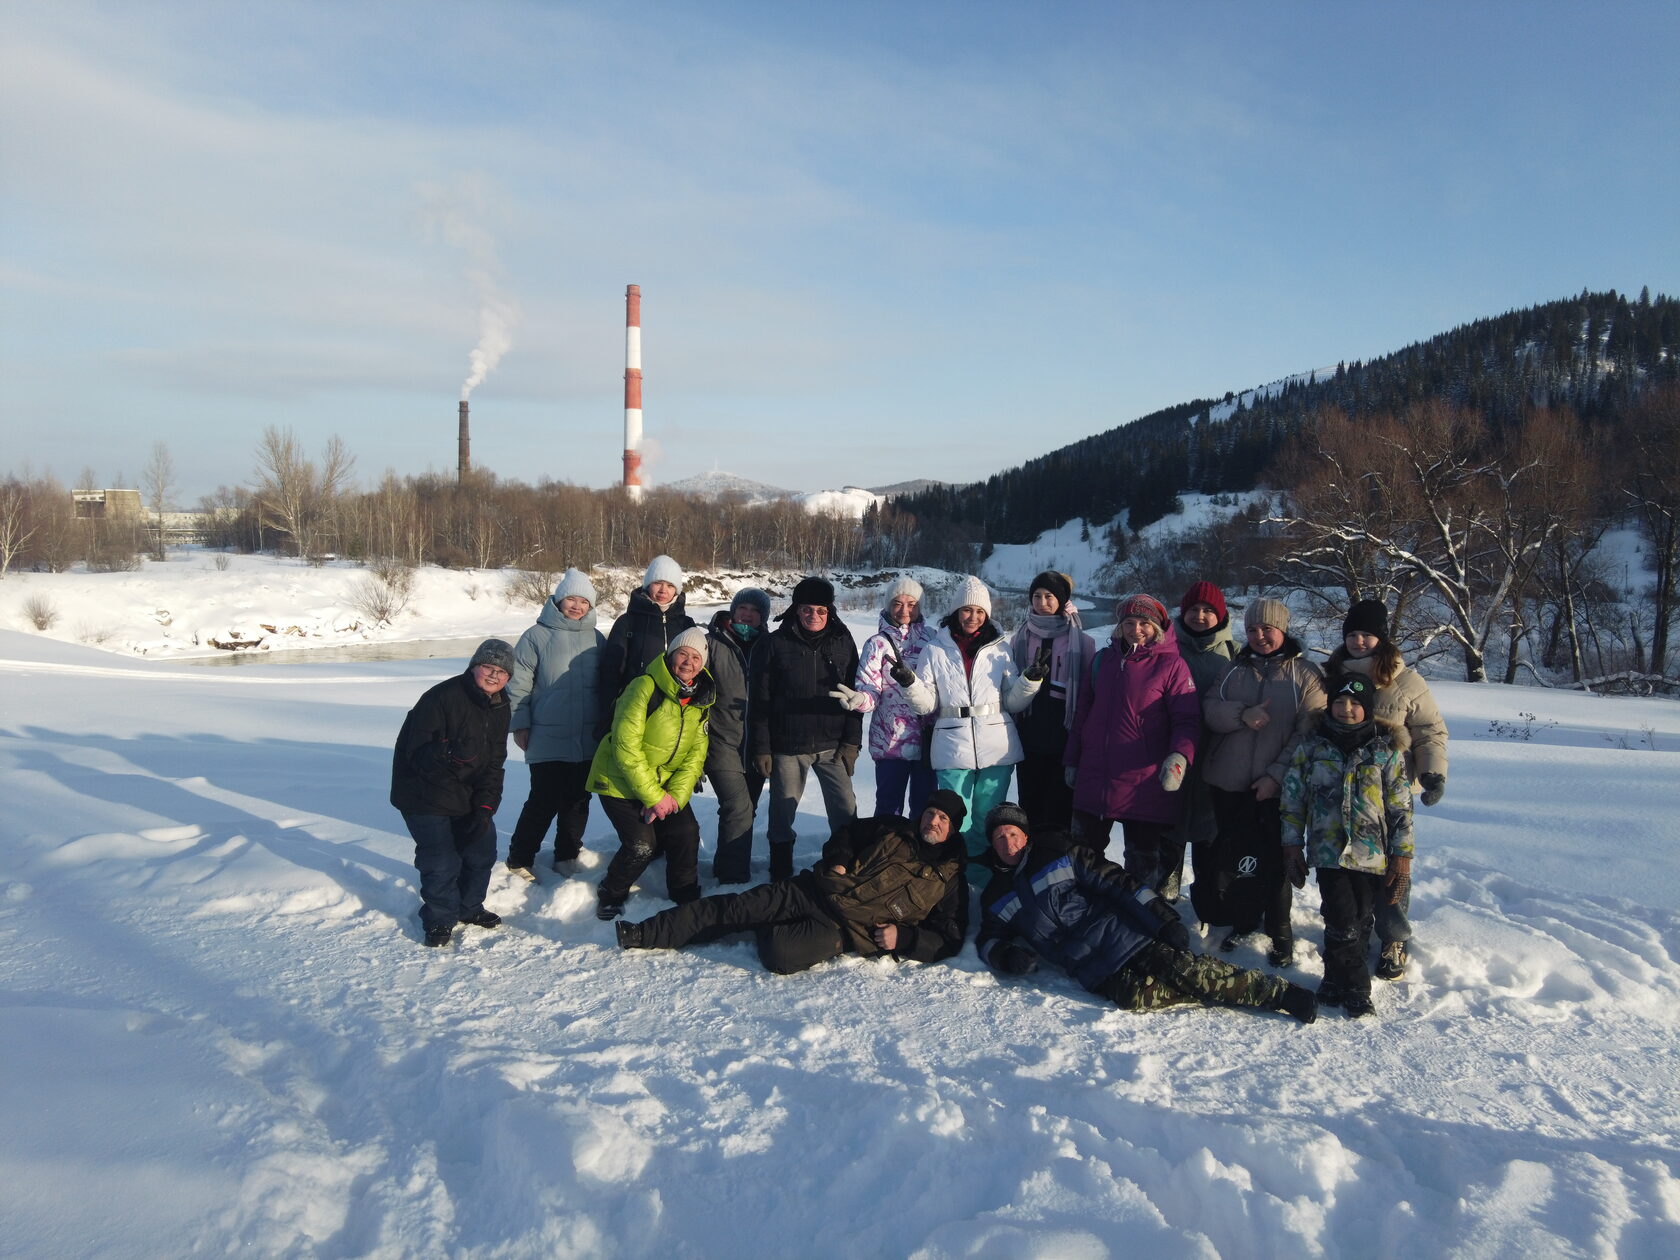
[176,635,507,667]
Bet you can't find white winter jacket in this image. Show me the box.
[905,625,1041,771]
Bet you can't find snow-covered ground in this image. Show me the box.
[4,578,1680,1257]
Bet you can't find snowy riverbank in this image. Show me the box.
[3,608,1680,1256]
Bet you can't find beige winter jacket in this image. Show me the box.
[1332,654,1449,783]
[1201,639,1326,793]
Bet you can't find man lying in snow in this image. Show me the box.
[975,802,1318,1023]
[614,790,971,974]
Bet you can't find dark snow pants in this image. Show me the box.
[597,795,701,906]
[507,759,591,867]
[1096,942,1292,1013]
[707,753,766,884]
[404,810,496,933]
[1073,814,1178,898]
[1016,754,1074,832]
[1205,787,1291,941]
[632,872,849,975]
[1317,867,1381,1000]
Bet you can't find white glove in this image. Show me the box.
[1158,752,1188,792]
[1063,766,1078,789]
[828,684,868,713]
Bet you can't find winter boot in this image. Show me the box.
[1376,941,1407,981]
[596,897,625,921]
[460,909,502,929]
[1316,981,1346,1009]
[1342,993,1376,1018]
[615,920,646,950]
[1277,984,1318,1025]
[507,863,537,884]
[1218,929,1247,954]
[769,843,796,882]
[1266,935,1295,968]
[423,924,454,948]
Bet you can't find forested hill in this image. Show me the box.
[890,289,1679,545]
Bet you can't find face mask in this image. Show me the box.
[732,622,761,640]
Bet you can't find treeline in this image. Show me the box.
[893,288,1680,545]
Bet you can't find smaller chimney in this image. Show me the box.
[457,400,471,482]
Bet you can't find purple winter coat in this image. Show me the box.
[1064,623,1201,825]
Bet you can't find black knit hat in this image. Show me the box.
[985,801,1031,837]
[1329,673,1374,717]
[1029,570,1073,612]
[922,788,968,834]
[787,576,835,611]
[1343,599,1389,641]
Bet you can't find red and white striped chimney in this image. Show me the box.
[623,284,644,500]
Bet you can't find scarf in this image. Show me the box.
[1323,715,1375,756]
[1012,608,1088,729]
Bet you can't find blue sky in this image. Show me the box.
[3,0,1677,500]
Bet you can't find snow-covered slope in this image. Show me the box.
[3,614,1679,1257]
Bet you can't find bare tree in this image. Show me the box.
[1272,403,1557,681]
[251,427,356,559]
[0,480,35,577]
[1623,383,1680,675]
[140,441,176,560]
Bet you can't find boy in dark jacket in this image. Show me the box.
[616,790,970,975]
[976,803,1317,1022]
[390,639,514,947]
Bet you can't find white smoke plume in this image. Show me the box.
[420,181,521,401]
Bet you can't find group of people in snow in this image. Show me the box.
[389,558,1448,1022]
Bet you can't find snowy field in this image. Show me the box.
[4,587,1680,1257]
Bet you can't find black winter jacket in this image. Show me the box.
[749,617,861,757]
[976,831,1180,991]
[810,816,969,962]
[601,587,697,706]
[704,609,762,768]
[390,671,510,817]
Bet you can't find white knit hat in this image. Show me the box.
[643,555,685,590]
[884,575,924,609]
[668,625,709,666]
[952,576,992,616]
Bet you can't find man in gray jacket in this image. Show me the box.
[505,568,608,879]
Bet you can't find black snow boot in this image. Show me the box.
[423,924,454,948]
[769,843,795,881]
[1266,935,1295,968]
[616,920,646,950]
[460,909,502,929]
[1277,984,1318,1025]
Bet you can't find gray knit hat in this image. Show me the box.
[1244,598,1291,633]
[668,625,709,667]
[469,638,516,674]
[551,567,597,608]
[985,801,1031,837]
[729,587,773,622]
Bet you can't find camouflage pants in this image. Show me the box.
[1097,942,1291,1012]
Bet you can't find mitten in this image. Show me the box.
[1240,702,1271,730]
[995,942,1039,975]
[1283,845,1309,889]
[1022,642,1052,683]
[1158,752,1188,792]
[1418,773,1445,807]
[1063,765,1078,789]
[828,684,868,713]
[1385,855,1412,905]
[1157,919,1191,950]
[889,661,916,688]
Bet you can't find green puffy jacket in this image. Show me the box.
[1280,718,1414,874]
[587,654,714,808]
